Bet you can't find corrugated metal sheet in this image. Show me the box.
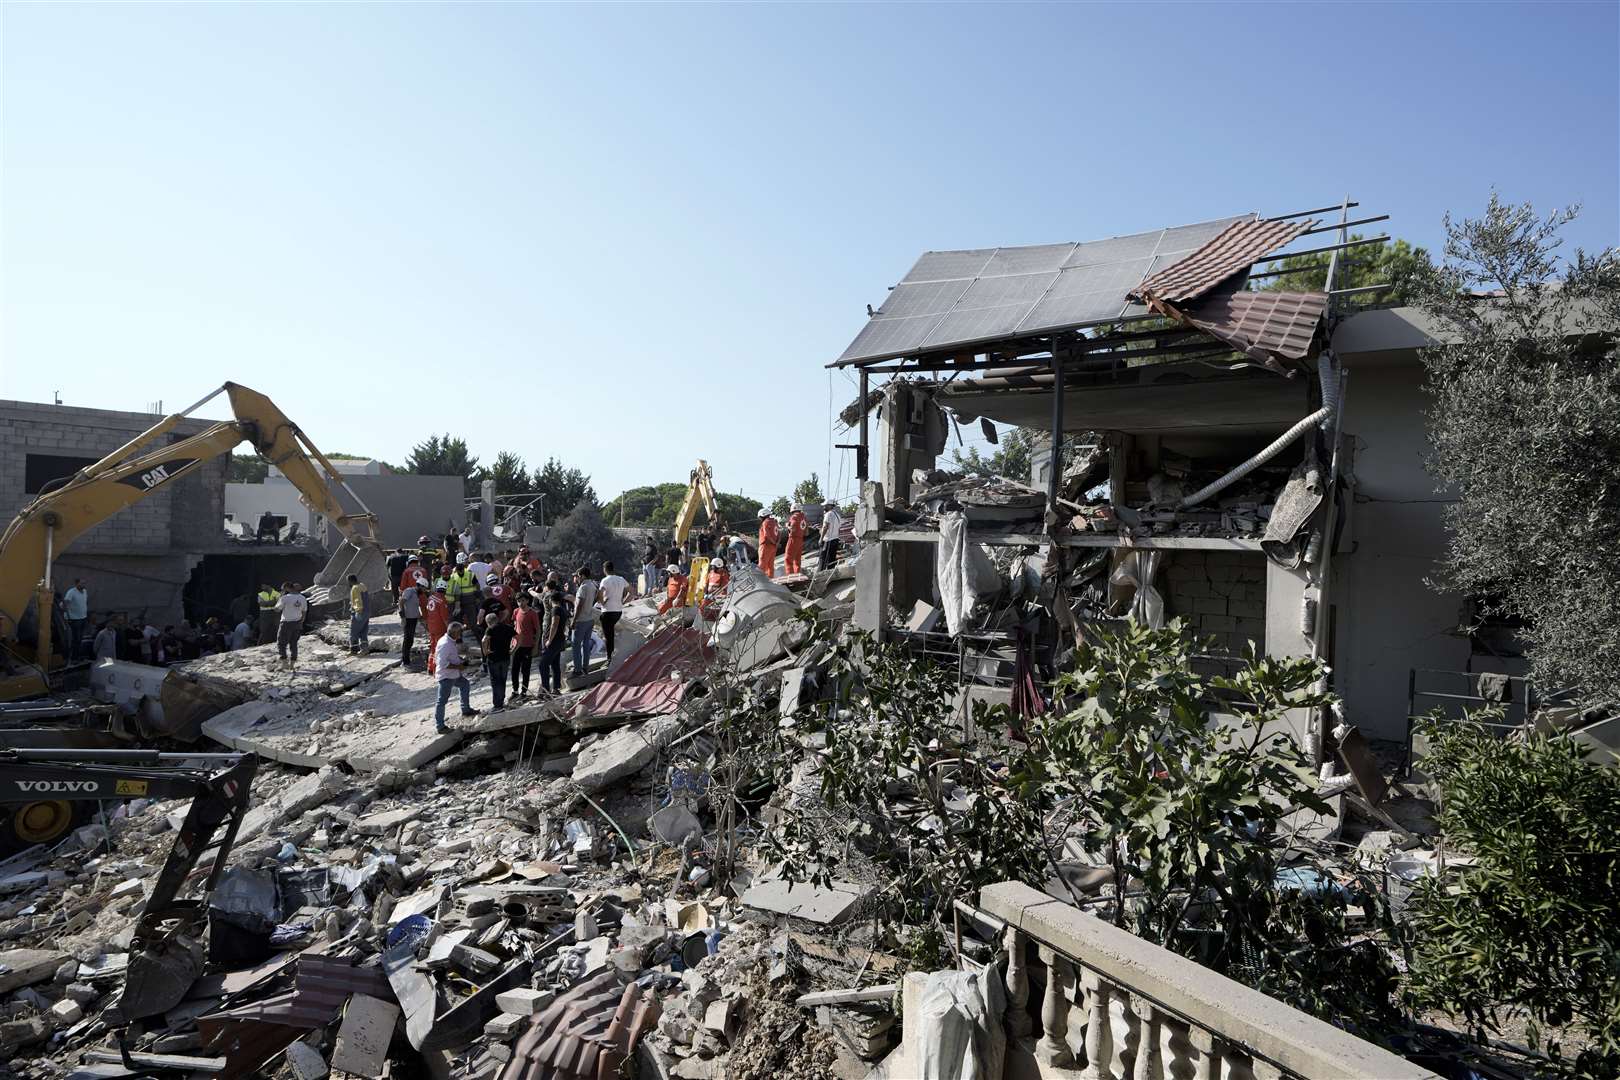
[572,625,711,721]
[201,954,392,1028]
[498,971,659,1080]
[1131,218,1312,304]
[1177,289,1328,361]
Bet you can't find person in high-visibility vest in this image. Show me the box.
[784,508,808,575]
[757,509,781,579]
[446,559,481,630]
[255,583,281,646]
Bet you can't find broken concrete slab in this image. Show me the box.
[446,691,583,734]
[572,713,683,794]
[330,993,400,1077]
[739,876,870,927]
[0,949,69,994]
[203,666,463,772]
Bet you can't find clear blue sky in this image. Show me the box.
[3,2,1615,508]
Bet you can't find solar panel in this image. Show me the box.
[837,215,1250,365]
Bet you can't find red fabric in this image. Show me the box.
[399,567,428,593]
[513,607,540,648]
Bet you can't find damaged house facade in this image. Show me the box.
[836,203,1505,755]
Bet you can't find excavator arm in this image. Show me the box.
[0,383,386,696]
[0,749,257,1022]
[673,459,721,546]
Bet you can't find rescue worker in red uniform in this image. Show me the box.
[424,583,452,674]
[757,509,781,579]
[657,565,689,615]
[706,560,730,595]
[784,508,808,575]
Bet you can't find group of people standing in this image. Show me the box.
[386,536,636,732]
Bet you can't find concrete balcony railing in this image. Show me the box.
[979,882,1439,1080]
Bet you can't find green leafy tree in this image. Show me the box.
[951,425,1036,482]
[532,457,596,521]
[602,484,678,527]
[1404,714,1620,1077]
[404,434,484,497]
[1262,234,1431,304]
[1407,197,1620,702]
[792,473,823,508]
[538,499,632,577]
[769,495,791,519]
[1029,622,1399,1033]
[227,453,268,483]
[487,451,531,497]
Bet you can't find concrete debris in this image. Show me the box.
[2,538,922,1080]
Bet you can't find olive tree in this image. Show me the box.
[1408,196,1620,702]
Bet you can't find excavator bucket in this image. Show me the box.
[115,929,206,1023]
[307,539,392,608]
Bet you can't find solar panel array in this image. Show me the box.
[837,215,1250,365]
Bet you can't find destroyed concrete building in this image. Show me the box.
[833,204,1541,750]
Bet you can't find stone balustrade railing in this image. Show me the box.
[979,881,1439,1080]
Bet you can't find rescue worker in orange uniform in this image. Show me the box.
[784,507,808,575]
[424,583,452,674]
[706,560,730,595]
[757,508,781,579]
[657,564,689,615]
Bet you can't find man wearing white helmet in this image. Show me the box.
[757,507,781,579]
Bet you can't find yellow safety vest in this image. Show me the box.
[258,589,281,611]
[446,571,478,601]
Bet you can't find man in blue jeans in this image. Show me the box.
[433,622,480,733]
[570,565,599,679]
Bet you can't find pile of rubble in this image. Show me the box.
[2,555,920,1080]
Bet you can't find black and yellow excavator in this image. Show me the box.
[0,383,389,701]
[673,459,722,547]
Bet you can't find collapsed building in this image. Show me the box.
[832,203,1569,755]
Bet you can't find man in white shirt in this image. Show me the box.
[62,578,90,662]
[820,502,844,568]
[597,561,630,663]
[459,527,476,558]
[275,582,309,667]
[467,554,494,588]
[433,622,479,733]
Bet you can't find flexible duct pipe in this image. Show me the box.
[1177,352,1340,510]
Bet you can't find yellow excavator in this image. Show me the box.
[673,459,722,547]
[0,382,389,702]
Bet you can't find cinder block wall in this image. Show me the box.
[1162,550,1267,656]
[0,400,226,624]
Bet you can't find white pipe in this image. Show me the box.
[1178,352,1339,510]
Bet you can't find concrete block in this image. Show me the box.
[484,1013,526,1041]
[1191,597,1227,616]
[49,998,83,1026]
[1201,614,1236,633]
[0,949,69,993]
[1171,579,1211,599]
[1230,600,1265,619]
[494,988,554,1016]
[285,1040,328,1080]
